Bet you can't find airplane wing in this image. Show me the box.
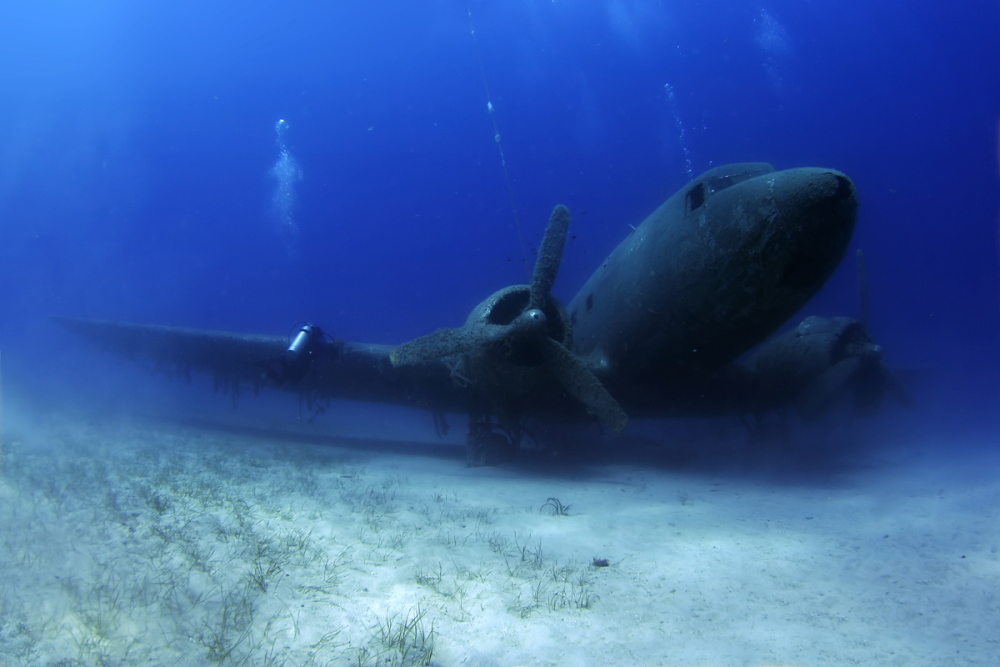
[54,317,474,414]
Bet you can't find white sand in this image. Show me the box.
[0,411,997,666]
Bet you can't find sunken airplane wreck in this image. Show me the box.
[58,163,911,464]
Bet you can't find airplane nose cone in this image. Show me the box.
[777,168,857,214]
[771,168,858,291]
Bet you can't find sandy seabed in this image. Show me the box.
[0,412,998,666]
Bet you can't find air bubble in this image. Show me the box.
[269,119,302,254]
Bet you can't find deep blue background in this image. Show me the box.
[1,1,998,438]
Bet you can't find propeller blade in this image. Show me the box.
[390,327,493,366]
[530,205,571,310]
[392,309,549,367]
[797,354,913,420]
[856,249,870,329]
[796,356,863,420]
[544,338,628,432]
[878,364,915,409]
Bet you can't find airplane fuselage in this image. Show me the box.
[568,163,857,382]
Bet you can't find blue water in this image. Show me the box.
[0,0,998,440]
[2,4,1000,665]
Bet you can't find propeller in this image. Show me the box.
[745,249,913,422]
[390,205,628,432]
[794,317,914,420]
[747,315,913,421]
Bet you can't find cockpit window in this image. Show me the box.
[685,163,774,213]
[686,183,706,211]
[705,173,741,193]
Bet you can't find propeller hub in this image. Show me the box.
[469,285,570,348]
[516,309,547,332]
